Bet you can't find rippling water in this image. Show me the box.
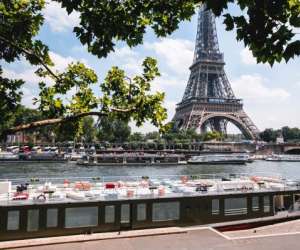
[1,161,300,180]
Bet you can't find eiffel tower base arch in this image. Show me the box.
[174,109,259,140]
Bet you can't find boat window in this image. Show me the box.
[252,197,259,211]
[7,210,20,230]
[27,209,39,231]
[212,199,220,215]
[225,198,247,216]
[65,207,98,228]
[152,202,180,222]
[105,205,115,223]
[47,208,58,228]
[294,194,300,211]
[264,196,270,212]
[137,204,147,221]
[121,204,130,223]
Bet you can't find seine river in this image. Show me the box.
[1,161,300,180]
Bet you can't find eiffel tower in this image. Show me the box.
[173,5,259,140]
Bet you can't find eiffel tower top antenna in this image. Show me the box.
[193,4,221,63]
[181,5,235,102]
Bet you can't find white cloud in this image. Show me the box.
[231,74,290,102]
[2,51,80,85]
[164,100,177,121]
[21,87,37,108]
[108,46,143,76]
[151,73,185,98]
[43,2,80,32]
[122,58,143,76]
[114,47,137,58]
[3,68,43,85]
[155,73,184,87]
[2,67,48,107]
[49,51,77,71]
[2,67,39,107]
[292,27,300,34]
[71,45,87,53]
[145,38,194,76]
[240,48,256,65]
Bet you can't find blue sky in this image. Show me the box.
[2,2,300,133]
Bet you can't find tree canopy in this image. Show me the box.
[0,0,299,139]
[55,0,300,64]
[96,116,131,143]
[260,126,300,142]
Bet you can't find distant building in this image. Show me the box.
[6,132,29,144]
[276,136,284,144]
[276,130,284,144]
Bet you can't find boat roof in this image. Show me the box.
[0,173,299,207]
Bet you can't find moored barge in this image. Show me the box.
[77,153,187,166]
[265,154,300,162]
[0,173,300,241]
[187,154,251,165]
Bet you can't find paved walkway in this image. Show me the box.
[2,222,300,250]
[225,218,300,238]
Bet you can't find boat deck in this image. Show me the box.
[1,174,300,206]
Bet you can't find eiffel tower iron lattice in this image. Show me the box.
[173,5,259,140]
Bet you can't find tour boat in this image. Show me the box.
[187,154,251,165]
[0,151,19,161]
[265,154,300,162]
[65,148,87,162]
[1,173,300,241]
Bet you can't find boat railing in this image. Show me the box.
[0,172,290,185]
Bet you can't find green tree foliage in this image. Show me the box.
[55,0,300,64]
[1,0,300,138]
[0,1,51,64]
[281,126,300,141]
[202,131,224,141]
[0,68,23,139]
[129,132,145,142]
[145,131,161,141]
[0,1,52,137]
[80,116,96,143]
[55,119,94,143]
[260,127,300,142]
[0,1,167,138]
[162,128,203,143]
[260,128,280,142]
[54,121,79,142]
[97,117,131,143]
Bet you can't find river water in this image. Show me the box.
[1,161,300,180]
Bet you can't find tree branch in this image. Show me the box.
[111,107,136,112]
[0,34,60,82]
[5,107,136,134]
[5,111,107,134]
